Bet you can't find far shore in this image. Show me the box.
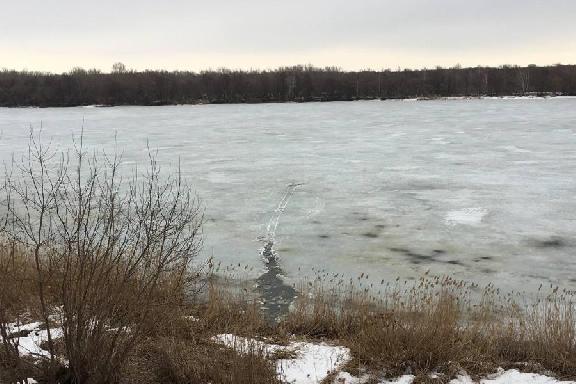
[2,93,573,109]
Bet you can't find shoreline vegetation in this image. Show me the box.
[1,135,575,384]
[3,246,576,384]
[1,64,575,108]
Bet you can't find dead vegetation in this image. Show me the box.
[2,242,576,383]
[0,249,280,384]
[281,275,576,382]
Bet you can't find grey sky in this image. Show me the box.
[2,0,575,72]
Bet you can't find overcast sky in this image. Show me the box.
[2,0,575,73]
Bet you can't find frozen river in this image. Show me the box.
[1,98,575,292]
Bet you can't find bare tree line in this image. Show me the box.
[1,64,575,107]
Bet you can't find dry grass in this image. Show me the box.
[124,337,279,384]
[2,244,576,383]
[0,242,59,323]
[0,242,60,383]
[122,309,279,384]
[0,245,281,384]
[281,275,576,381]
[193,283,271,337]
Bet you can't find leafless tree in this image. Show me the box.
[1,130,203,383]
[111,62,127,74]
[518,68,530,95]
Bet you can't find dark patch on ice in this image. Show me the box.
[389,247,411,254]
[358,217,369,221]
[256,254,298,324]
[381,181,447,192]
[481,268,496,274]
[533,237,567,249]
[375,224,387,229]
[318,234,330,239]
[527,274,551,281]
[390,246,467,266]
[389,247,436,263]
[311,220,321,224]
[255,183,302,323]
[261,241,274,259]
[406,252,431,260]
[480,256,493,260]
[362,232,379,238]
[389,247,434,264]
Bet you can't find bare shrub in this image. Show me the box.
[0,131,203,383]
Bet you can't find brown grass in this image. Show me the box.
[0,242,59,323]
[2,245,576,383]
[122,312,279,384]
[281,275,576,381]
[0,245,281,384]
[124,337,279,384]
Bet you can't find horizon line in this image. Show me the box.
[3,62,575,76]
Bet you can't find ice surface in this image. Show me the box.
[1,99,576,291]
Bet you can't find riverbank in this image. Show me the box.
[2,246,575,383]
[2,94,574,109]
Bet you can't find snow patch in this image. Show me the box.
[5,321,63,358]
[449,369,575,383]
[333,371,369,383]
[333,373,414,384]
[381,375,416,384]
[214,334,351,384]
[445,208,488,226]
[334,369,574,384]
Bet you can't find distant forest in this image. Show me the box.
[1,64,575,107]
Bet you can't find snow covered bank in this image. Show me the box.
[7,323,575,384]
[213,334,351,384]
[214,333,576,384]
[333,369,576,384]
